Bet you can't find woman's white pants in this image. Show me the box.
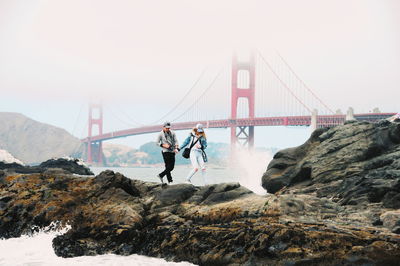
[186,149,207,184]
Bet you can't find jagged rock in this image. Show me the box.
[0,168,399,265]
[261,121,400,243]
[262,121,400,195]
[263,121,400,207]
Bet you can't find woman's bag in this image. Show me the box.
[182,148,191,158]
[182,136,201,159]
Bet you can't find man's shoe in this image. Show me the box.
[158,174,164,184]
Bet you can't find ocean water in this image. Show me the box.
[91,165,239,187]
[92,149,271,195]
[0,229,194,266]
[0,151,271,265]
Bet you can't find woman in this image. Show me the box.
[180,123,208,185]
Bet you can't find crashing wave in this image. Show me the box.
[0,149,24,165]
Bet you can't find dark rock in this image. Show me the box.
[94,170,140,197]
[39,158,93,175]
[262,121,400,210]
[154,184,197,206]
[0,169,399,264]
[392,226,400,234]
[382,191,400,209]
[372,219,383,226]
[0,158,93,175]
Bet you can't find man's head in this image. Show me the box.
[163,121,171,131]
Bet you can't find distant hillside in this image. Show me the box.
[0,112,84,164]
[103,143,148,167]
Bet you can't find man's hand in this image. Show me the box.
[173,149,179,154]
[162,144,171,149]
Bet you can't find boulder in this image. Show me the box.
[262,121,400,209]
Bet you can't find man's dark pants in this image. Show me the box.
[159,151,175,183]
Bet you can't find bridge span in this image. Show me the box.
[83,113,395,143]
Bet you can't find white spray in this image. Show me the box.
[228,148,273,195]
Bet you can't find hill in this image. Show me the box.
[0,112,84,164]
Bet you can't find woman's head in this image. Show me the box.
[193,124,206,138]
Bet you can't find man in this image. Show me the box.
[156,122,179,184]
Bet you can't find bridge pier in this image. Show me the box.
[310,109,318,131]
[346,107,355,121]
[86,140,103,165]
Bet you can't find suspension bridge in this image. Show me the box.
[82,51,395,165]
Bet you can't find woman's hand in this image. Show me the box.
[196,144,201,149]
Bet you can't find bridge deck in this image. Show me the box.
[83,113,395,143]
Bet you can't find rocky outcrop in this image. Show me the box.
[263,120,400,203]
[0,169,399,265]
[262,120,400,235]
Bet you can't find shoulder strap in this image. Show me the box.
[189,135,201,149]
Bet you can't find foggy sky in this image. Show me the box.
[0,0,399,148]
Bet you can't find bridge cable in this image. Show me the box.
[71,102,85,137]
[112,105,144,127]
[104,104,142,128]
[257,50,313,114]
[171,68,223,122]
[275,50,335,114]
[151,67,208,125]
[71,121,88,157]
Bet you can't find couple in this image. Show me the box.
[156,122,208,185]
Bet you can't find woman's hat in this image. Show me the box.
[196,123,204,132]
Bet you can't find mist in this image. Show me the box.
[230,149,272,195]
[0,0,399,114]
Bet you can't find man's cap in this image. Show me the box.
[196,123,204,132]
[163,122,171,128]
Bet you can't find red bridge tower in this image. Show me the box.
[87,103,104,165]
[231,51,256,148]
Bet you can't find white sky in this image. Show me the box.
[0,0,399,149]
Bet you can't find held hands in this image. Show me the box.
[174,149,179,154]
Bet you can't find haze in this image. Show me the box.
[0,0,399,148]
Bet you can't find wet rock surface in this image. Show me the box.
[1,122,400,265]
